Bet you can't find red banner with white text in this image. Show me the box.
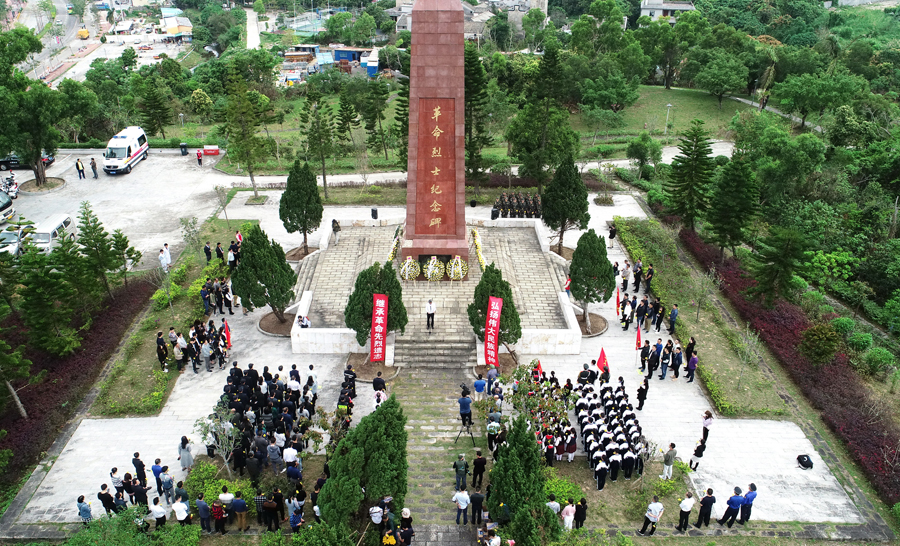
[371,293,388,362]
[484,296,503,367]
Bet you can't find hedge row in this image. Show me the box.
[0,281,156,488]
[679,228,900,506]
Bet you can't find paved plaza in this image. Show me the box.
[0,191,878,539]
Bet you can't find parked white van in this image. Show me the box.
[103,126,149,174]
[25,214,76,254]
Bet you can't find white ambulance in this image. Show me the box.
[103,126,149,174]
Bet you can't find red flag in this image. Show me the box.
[223,319,232,349]
[597,348,609,373]
[635,326,642,350]
[536,359,544,377]
[484,297,504,367]
[616,287,620,311]
[370,293,388,362]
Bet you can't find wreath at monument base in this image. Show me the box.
[425,258,445,282]
[447,257,468,280]
[400,257,420,281]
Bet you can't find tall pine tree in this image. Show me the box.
[344,261,408,346]
[393,59,410,170]
[666,119,714,230]
[280,160,323,255]
[225,64,268,197]
[749,226,810,306]
[363,80,390,161]
[76,201,115,299]
[464,43,492,194]
[18,248,80,355]
[301,92,335,199]
[230,224,296,323]
[140,78,171,139]
[335,90,360,147]
[569,229,616,333]
[0,326,35,419]
[542,154,590,254]
[706,156,758,261]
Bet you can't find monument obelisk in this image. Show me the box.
[402,0,469,264]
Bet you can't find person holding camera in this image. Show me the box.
[459,388,473,427]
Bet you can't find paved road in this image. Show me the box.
[246,7,260,49]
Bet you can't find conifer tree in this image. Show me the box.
[18,248,80,355]
[464,43,491,193]
[749,226,810,306]
[363,80,390,161]
[54,234,102,320]
[666,119,714,230]
[393,59,410,170]
[706,156,758,261]
[486,414,545,521]
[0,326,35,419]
[344,262,408,346]
[542,155,590,254]
[335,91,360,147]
[301,91,335,199]
[110,229,142,287]
[76,201,115,299]
[230,224,295,323]
[140,78,171,139]
[225,65,268,198]
[467,264,522,357]
[280,160,323,255]
[569,229,616,333]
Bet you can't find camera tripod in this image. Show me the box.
[455,423,475,447]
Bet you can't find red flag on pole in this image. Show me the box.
[370,293,388,362]
[597,348,609,374]
[484,296,504,367]
[616,287,620,311]
[635,326,642,350]
[536,359,544,377]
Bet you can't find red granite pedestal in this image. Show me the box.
[402,0,469,264]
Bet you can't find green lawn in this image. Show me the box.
[572,86,755,139]
[178,49,205,70]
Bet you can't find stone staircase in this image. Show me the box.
[291,251,321,297]
[394,335,477,370]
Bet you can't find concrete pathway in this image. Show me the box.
[246,7,260,50]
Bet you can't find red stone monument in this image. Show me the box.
[402,0,468,264]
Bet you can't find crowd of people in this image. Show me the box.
[154,316,233,374]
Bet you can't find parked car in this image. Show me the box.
[134,38,141,44]
[0,153,55,171]
[0,230,23,255]
[22,215,76,254]
[138,45,152,50]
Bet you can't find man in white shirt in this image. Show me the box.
[149,498,168,529]
[425,299,436,332]
[283,444,299,466]
[452,489,470,525]
[676,491,694,532]
[218,486,235,525]
[172,496,190,525]
[637,495,664,536]
[546,494,561,515]
[163,243,172,268]
[287,377,301,392]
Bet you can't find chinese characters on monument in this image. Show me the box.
[371,293,388,362]
[484,296,504,367]
[416,98,456,235]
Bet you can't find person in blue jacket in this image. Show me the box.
[717,487,744,528]
[738,483,757,525]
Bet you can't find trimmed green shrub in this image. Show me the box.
[846,332,873,353]
[799,323,841,365]
[830,317,855,336]
[183,460,256,517]
[862,347,895,376]
[169,263,189,285]
[151,284,182,311]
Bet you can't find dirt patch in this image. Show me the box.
[576,312,608,335]
[246,195,268,205]
[285,246,318,261]
[474,353,518,377]
[19,177,65,192]
[259,312,295,336]
[551,246,575,261]
[347,352,393,380]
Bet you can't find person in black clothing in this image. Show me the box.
[470,487,485,525]
[373,371,386,392]
[636,379,649,410]
[574,498,587,529]
[639,341,651,371]
[690,439,706,470]
[204,242,212,264]
[694,489,716,528]
[577,364,592,385]
[607,225,617,248]
[98,484,116,515]
[132,453,147,487]
[472,450,487,488]
[132,478,151,506]
[216,243,225,264]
